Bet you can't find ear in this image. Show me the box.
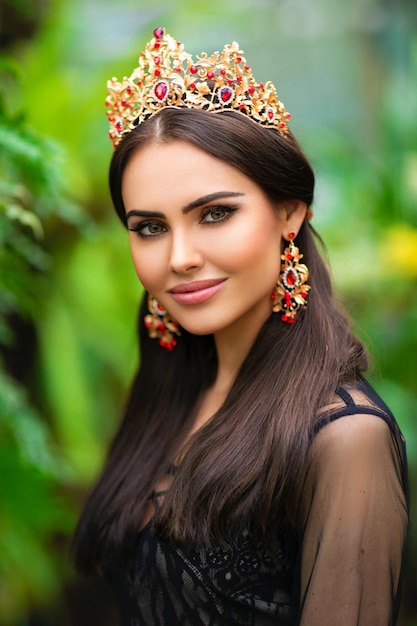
[282,200,308,237]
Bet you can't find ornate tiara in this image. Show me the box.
[105,27,291,148]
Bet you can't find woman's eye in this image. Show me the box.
[128,221,166,237]
[201,206,236,223]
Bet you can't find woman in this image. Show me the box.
[73,28,409,625]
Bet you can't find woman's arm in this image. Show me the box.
[298,412,408,625]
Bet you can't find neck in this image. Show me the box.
[213,303,271,394]
[184,304,272,441]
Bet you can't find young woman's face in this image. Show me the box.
[122,140,304,339]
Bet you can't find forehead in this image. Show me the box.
[121,140,263,209]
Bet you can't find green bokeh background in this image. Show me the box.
[0,0,416,623]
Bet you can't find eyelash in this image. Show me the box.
[200,205,237,224]
[128,221,166,237]
[128,205,238,238]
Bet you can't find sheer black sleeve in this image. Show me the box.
[297,402,408,625]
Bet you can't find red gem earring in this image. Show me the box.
[144,294,181,350]
[271,231,310,324]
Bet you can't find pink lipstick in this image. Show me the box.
[168,278,227,305]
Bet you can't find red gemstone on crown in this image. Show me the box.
[267,109,274,120]
[220,69,226,76]
[244,65,250,71]
[219,86,234,105]
[248,86,255,94]
[155,56,161,65]
[154,69,161,76]
[190,66,198,74]
[154,42,161,49]
[154,81,168,101]
[153,27,164,39]
[236,56,242,62]
[190,82,196,89]
[207,71,214,79]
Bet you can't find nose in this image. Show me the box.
[169,229,204,274]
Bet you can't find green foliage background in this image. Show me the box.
[0,0,416,623]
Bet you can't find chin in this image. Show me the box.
[181,324,218,336]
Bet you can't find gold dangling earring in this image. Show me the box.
[271,231,311,324]
[144,294,181,351]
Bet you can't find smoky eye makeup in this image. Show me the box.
[125,198,240,237]
[125,208,168,238]
[199,205,238,224]
[127,220,168,237]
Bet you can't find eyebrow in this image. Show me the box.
[182,191,244,215]
[125,191,244,221]
[125,209,165,220]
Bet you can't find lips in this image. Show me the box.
[168,278,227,305]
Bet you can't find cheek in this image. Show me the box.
[128,238,165,291]
[209,219,281,273]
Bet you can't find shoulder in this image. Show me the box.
[297,403,409,533]
[312,380,406,468]
[309,411,395,484]
[301,380,409,509]
[313,410,391,453]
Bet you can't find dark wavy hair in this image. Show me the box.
[73,108,368,574]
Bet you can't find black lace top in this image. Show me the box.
[110,380,409,625]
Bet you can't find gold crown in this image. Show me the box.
[105,27,291,148]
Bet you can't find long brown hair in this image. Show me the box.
[73,108,368,574]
